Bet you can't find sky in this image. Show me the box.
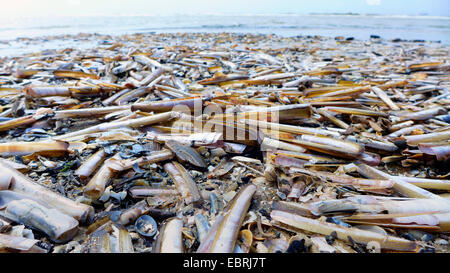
[2,0,449,18]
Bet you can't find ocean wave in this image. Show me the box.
[2,13,449,21]
[130,24,323,32]
[106,13,450,20]
[0,13,448,44]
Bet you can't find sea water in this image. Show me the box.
[0,13,449,56]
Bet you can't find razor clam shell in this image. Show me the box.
[3,198,79,243]
[0,159,94,223]
[153,218,184,253]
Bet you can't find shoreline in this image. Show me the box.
[0,31,448,58]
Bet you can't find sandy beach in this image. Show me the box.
[0,28,449,255]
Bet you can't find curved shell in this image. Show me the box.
[4,199,79,243]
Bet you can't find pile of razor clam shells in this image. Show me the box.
[0,32,449,253]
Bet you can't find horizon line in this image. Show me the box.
[1,12,449,20]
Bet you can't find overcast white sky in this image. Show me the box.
[3,0,449,18]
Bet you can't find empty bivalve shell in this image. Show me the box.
[135,215,157,237]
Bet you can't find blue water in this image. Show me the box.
[0,14,449,56]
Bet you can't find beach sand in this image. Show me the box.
[0,32,449,253]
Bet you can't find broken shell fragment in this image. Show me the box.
[0,234,47,253]
[83,222,134,253]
